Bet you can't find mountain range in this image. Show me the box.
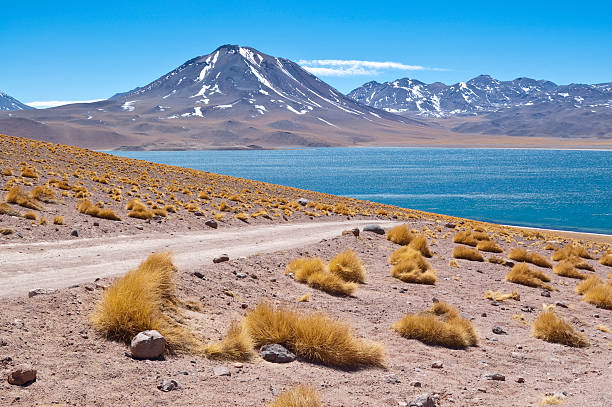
[1,45,610,148]
[0,91,32,111]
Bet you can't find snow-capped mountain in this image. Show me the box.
[110,44,412,126]
[0,91,33,111]
[348,75,612,118]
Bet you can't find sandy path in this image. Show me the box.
[0,220,396,298]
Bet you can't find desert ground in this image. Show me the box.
[1,135,611,406]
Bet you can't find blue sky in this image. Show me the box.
[2,0,611,107]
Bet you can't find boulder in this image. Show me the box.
[7,365,36,386]
[130,330,166,360]
[362,224,385,235]
[408,393,436,407]
[259,344,296,363]
[213,254,230,263]
[205,219,218,228]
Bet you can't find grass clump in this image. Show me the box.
[508,248,552,268]
[0,202,20,216]
[0,228,14,235]
[91,253,200,352]
[485,290,520,301]
[552,245,592,261]
[244,303,385,368]
[24,210,37,220]
[506,263,553,290]
[451,230,478,247]
[390,247,436,285]
[532,306,588,347]
[328,250,366,283]
[452,246,484,262]
[408,234,432,257]
[576,276,612,310]
[476,240,503,253]
[126,198,154,220]
[204,320,253,361]
[386,224,415,245]
[30,185,57,203]
[5,186,43,210]
[598,253,612,267]
[288,257,357,296]
[77,199,121,221]
[553,260,587,279]
[393,302,478,349]
[53,215,64,225]
[267,385,321,407]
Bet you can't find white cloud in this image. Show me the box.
[26,99,106,109]
[299,59,447,76]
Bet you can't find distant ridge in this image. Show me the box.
[0,91,33,111]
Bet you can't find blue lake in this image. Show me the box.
[107,148,612,235]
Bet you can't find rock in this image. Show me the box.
[213,366,231,376]
[259,344,296,363]
[158,378,182,392]
[431,361,443,369]
[0,339,7,346]
[516,377,525,383]
[70,229,78,237]
[342,228,360,237]
[409,381,422,387]
[384,374,401,384]
[233,362,243,369]
[7,365,36,386]
[483,373,505,381]
[235,272,247,279]
[93,222,100,227]
[193,211,204,217]
[270,384,280,396]
[192,271,205,279]
[541,290,551,297]
[297,198,309,206]
[27,288,55,298]
[130,330,166,360]
[205,219,218,228]
[445,223,456,229]
[363,224,385,235]
[521,305,535,313]
[492,326,507,335]
[213,254,230,264]
[555,301,568,308]
[240,303,248,309]
[408,393,436,407]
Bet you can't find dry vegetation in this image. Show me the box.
[508,248,553,268]
[452,245,484,262]
[386,224,415,245]
[389,247,436,285]
[267,385,322,407]
[532,306,589,347]
[393,302,478,349]
[552,245,593,261]
[506,263,553,290]
[328,249,366,283]
[287,257,358,296]
[575,276,612,310]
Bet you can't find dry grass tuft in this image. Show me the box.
[386,224,415,245]
[597,324,610,333]
[599,254,612,267]
[485,290,520,301]
[506,263,553,289]
[540,394,565,405]
[30,185,57,203]
[532,306,588,347]
[266,385,321,407]
[452,230,478,247]
[408,234,432,257]
[5,186,43,210]
[452,246,484,262]
[0,202,20,216]
[244,303,385,368]
[552,245,592,261]
[487,256,507,265]
[24,210,37,220]
[393,302,478,349]
[0,228,14,235]
[476,239,503,253]
[204,320,253,361]
[390,247,436,285]
[91,253,200,352]
[52,215,64,225]
[579,278,612,310]
[328,250,366,283]
[288,257,356,296]
[297,293,310,302]
[508,248,552,268]
[575,275,603,295]
[553,260,587,279]
[77,199,121,221]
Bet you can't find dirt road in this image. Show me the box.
[0,220,397,297]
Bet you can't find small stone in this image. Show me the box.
[0,339,7,346]
[445,223,456,229]
[158,379,181,392]
[431,361,443,369]
[205,219,218,228]
[93,222,100,227]
[233,363,243,369]
[541,290,551,297]
[492,326,507,335]
[521,305,535,313]
[362,224,385,235]
[555,301,568,308]
[240,303,248,309]
[7,365,36,386]
[130,330,166,360]
[259,344,296,363]
[70,229,78,237]
[483,373,505,381]
[384,374,401,384]
[408,393,436,407]
[193,271,205,279]
[481,313,487,317]
[297,198,310,206]
[193,211,204,217]
[517,377,525,383]
[235,272,247,279]
[27,288,55,298]
[270,384,280,396]
[213,366,231,376]
[213,255,230,263]
[410,381,422,387]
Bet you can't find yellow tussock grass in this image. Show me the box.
[552,245,592,261]
[508,248,552,268]
[452,230,478,247]
[235,212,249,221]
[204,320,253,361]
[506,263,553,290]
[5,186,43,210]
[288,257,356,296]
[297,293,310,302]
[532,306,588,347]
[53,215,64,225]
[565,256,594,271]
[476,240,503,253]
[244,303,385,368]
[0,228,14,235]
[390,247,436,284]
[91,253,200,353]
[553,260,586,279]
[408,234,432,257]
[77,199,121,221]
[575,275,603,295]
[540,395,564,405]
[24,210,37,220]
[449,259,460,268]
[30,185,57,203]
[598,254,612,267]
[487,256,507,265]
[328,250,366,283]
[485,290,520,301]
[386,224,415,245]
[0,202,20,216]
[266,385,321,407]
[582,282,612,310]
[393,302,478,349]
[452,246,484,262]
[597,324,610,333]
